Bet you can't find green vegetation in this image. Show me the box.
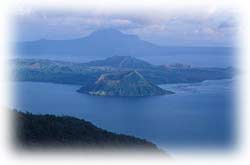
[14,111,162,152]
[12,56,233,87]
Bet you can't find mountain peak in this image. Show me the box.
[88,28,139,40]
[90,28,125,37]
[85,56,154,69]
[126,70,144,79]
[92,28,123,35]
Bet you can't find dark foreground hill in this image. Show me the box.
[14,111,162,153]
[77,70,173,96]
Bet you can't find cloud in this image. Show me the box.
[14,9,237,46]
[218,20,236,29]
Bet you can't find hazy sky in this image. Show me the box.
[14,8,238,47]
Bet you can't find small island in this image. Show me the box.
[77,70,174,96]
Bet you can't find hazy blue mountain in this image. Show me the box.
[77,71,172,96]
[15,29,162,56]
[15,28,233,57]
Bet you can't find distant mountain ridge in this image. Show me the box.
[15,28,233,57]
[16,29,161,56]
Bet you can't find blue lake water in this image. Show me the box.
[12,79,235,151]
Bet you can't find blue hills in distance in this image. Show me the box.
[15,28,159,56]
[15,28,233,57]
